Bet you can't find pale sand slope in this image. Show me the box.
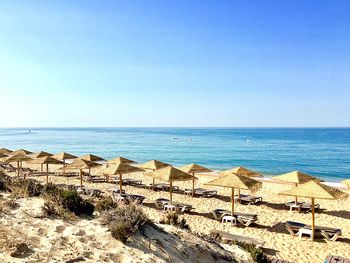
[13,164,350,262]
[0,192,245,263]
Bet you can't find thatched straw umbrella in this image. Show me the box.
[103,163,143,193]
[0,153,8,162]
[52,152,78,176]
[28,156,64,184]
[139,160,170,189]
[64,159,102,188]
[341,179,350,188]
[31,151,53,158]
[179,163,213,196]
[220,166,263,178]
[280,181,348,240]
[31,151,53,171]
[219,166,262,201]
[107,156,136,165]
[0,148,12,155]
[273,171,322,202]
[4,154,32,179]
[205,173,262,215]
[80,154,106,162]
[146,166,196,203]
[11,149,33,155]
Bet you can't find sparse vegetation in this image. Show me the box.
[211,231,270,263]
[0,171,12,191]
[94,196,118,212]
[0,173,94,220]
[100,205,149,243]
[160,212,190,230]
[231,241,270,263]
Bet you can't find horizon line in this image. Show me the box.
[0,126,350,129]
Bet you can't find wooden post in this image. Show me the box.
[231,188,235,215]
[80,169,83,188]
[311,198,315,241]
[170,180,173,204]
[153,178,155,190]
[192,179,195,197]
[238,188,241,203]
[17,161,20,179]
[63,159,66,176]
[46,163,49,184]
[119,174,123,193]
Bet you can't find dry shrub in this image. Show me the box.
[94,196,118,212]
[160,212,190,230]
[100,205,149,243]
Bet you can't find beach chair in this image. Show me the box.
[238,194,263,204]
[195,188,217,197]
[174,202,195,213]
[211,209,231,220]
[325,255,350,263]
[127,194,145,204]
[234,212,258,227]
[285,221,342,242]
[210,230,265,248]
[285,201,320,212]
[155,198,170,209]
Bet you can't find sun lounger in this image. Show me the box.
[184,188,217,197]
[127,194,145,204]
[211,209,257,226]
[112,193,145,204]
[234,212,258,226]
[325,255,350,263]
[173,202,195,212]
[285,201,320,212]
[211,209,231,220]
[150,183,179,192]
[210,230,265,248]
[235,194,262,204]
[285,221,342,242]
[155,198,170,209]
[113,189,126,194]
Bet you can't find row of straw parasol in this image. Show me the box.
[1,148,349,241]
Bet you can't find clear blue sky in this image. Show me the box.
[0,1,349,127]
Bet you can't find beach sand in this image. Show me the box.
[4,163,350,263]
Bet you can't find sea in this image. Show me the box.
[0,128,349,182]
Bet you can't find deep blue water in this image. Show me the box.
[1,128,349,182]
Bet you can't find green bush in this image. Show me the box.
[101,205,149,243]
[160,212,190,230]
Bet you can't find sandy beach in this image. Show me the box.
[2,163,348,263]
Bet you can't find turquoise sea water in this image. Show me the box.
[0,128,349,182]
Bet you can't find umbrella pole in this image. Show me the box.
[231,188,235,215]
[238,188,241,203]
[192,179,195,197]
[63,159,66,176]
[170,180,173,204]
[17,161,20,179]
[80,169,83,188]
[46,163,49,184]
[119,174,123,193]
[153,178,155,190]
[295,184,298,203]
[311,198,315,241]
